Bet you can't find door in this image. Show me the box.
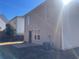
[29,31,32,43]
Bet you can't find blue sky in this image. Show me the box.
[0,0,45,20]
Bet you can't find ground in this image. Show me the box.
[0,44,78,59]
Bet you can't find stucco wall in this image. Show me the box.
[16,16,25,35]
[24,0,63,49]
[24,0,79,50]
[63,3,79,50]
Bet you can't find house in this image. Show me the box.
[24,0,79,50]
[24,0,63,49]
[0,15,7,31]
[8,16,25,35]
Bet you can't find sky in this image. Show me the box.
[0,0,45,20]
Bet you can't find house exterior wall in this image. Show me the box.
[24,0,79,50]
[9,16,25,35]
[0,17,6,31]
[24,0,63,49]
[63,3,79,50]
[16,16,25,35]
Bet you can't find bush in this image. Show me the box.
[5,24,15,36]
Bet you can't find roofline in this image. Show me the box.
[8,0,46,22]
[24,0,46,16]
[8,16,17,23]
[9,16,24,23]
[0,15,8,23]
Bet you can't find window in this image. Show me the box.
[38,35,40,40]
[34,34,40,40]
[34,29,40,40]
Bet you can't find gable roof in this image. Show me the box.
[0,15,8,23]
[24,0,46,16]
[9,16,24,23]
[10,0,46,21]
